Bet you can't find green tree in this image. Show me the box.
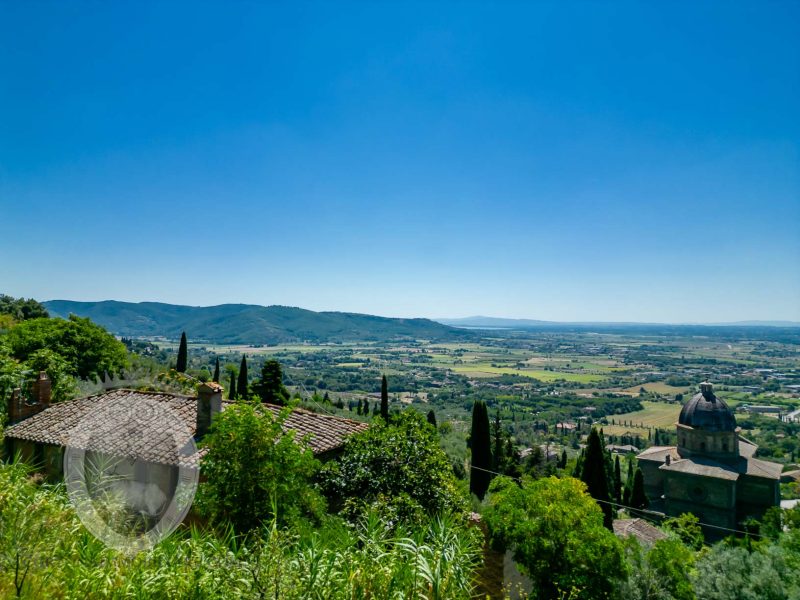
[691,542,795,600]
[321,410,466,525]
[176,332,188,373]
[228,368,237,400]
[663,513,703,550]
[613,455,622,503]
[469,400,492,500]
[485,476,626,599]
[24,348,77,403]
[6,316,127,380]
[212,357,220,383]
[237,356,249,400]
[380,375,389,421]
[426,409,437,428]
[492,408,505,472]
[623,459,634,506]
[560,449,568,469]
[580,427,614,529]
[0,294,49,321]
[197,402,324,533]
[629,468,649,511]
[255,359,289,405]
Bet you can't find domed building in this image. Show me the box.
[637,382,781,537]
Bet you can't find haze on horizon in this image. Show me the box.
[1,2,798,323]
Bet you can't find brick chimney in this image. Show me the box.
[32,371,51,407]
[7,388,22,424]
[196,381,223,439]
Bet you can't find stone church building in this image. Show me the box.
[637,382,781,537]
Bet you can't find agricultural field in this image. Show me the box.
[601,401,683,436]
[145,326,800,465]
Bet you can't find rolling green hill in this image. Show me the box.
[44,300,470,344]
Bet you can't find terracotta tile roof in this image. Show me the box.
[613,518,667,546]
[4,389,368,468]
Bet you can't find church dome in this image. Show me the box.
[678,382,736,432]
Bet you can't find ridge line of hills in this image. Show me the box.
[43,300,800,345]
[43,299,469,344]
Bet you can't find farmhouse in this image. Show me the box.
[3,380,368,510]
[637,382,781,538]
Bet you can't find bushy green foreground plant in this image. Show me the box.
[196,401,325,533]
[485,475,626,599]
[321,410,467,526]
[0,460,480,599]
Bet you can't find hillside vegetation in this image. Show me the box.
[44,300,469,344]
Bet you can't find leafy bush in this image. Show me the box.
[484,475,626,599]
[321,410,467,526]
[5,315,128,380]
[197,401,325,533]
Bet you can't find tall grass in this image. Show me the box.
[0,460,481,599]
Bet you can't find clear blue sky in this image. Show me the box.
[1,2,798,322]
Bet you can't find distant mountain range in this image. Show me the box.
[44,300,469,344]
[41,301,800,344]
[437,316,800,329]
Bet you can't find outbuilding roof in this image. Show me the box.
[4,388,368,468]
[613,518,667,546]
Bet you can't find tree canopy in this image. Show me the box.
[197,401,324,532]
[469,400,492,500]
[4,315,127,381]
[255,359,289,405]
[0,294,49,322]
[321,410,466,526]
[176,332,188,373]
[485,475,626,599]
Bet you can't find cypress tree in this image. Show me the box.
[380,375,389,421]
[573,449,584,478]
[623,460,635,506]
[176,332,188,373]
[560,449,568,469]
[237,356,249,400]
[613,456,622,503]
[212,357,220,383]
[228,369,237,400]
[580,428,614,530]
[357,398,363,416]
[427,409,437,428]
[257,359,288,405]
[492,408,504,471]
[469,400,492,500]
[630,468,649,511]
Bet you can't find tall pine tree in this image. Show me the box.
[212,357,220,383]
[623,460,635,506]
[580,428,614,530]
[380,375,389,421]
[469,400,492,500]
[492,408,505,471]
[427,409,437,428]
[629,468,649,511]
[176,332,188,373]
[228,369,237,400]
[613,456,622,503]
[237,356,249,400]
[256,359,288,405]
